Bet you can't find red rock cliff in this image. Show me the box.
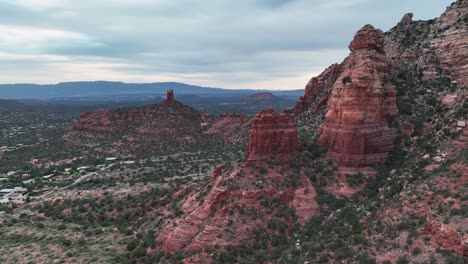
[156,163,319,255]
[246,108,298,161]
[204,114,251,144]
[318,25,398,167]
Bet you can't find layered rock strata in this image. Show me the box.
[318,25,398,167]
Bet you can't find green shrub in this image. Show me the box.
[396,255,409,264]
[62,239,72,247]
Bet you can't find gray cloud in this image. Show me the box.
[0,0,454,89]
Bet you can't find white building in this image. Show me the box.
[105,157,117,162]
[22,179,35,184]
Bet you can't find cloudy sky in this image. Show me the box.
[0,0,453,89]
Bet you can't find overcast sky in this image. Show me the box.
[0,0,453,90]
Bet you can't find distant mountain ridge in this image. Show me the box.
[0,81,303,99]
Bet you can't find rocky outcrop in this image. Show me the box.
[167,90,174,101]
[440,93,460,108]
[429,0,468,87]
[295,63,343,114]
[423,220,468,257]
[318,25,398,167]
[349,24,386,53]
[246,108,298,161]
[157,172,229,254]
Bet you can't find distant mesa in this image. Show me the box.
[246,108,298,161]
[348,24,385,53]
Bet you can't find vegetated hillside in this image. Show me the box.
[0,99,24,109]
[63,93,252,157]
[0,2,466,264]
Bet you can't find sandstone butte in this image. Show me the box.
[245,108,298,161]
[383,0,468,89]
[317,24,398,168]
[294,63,343,114]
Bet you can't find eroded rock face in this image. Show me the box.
[349,24,386,53]
[290,178,319,224]
[71,109,115,133]
[384,0,468,87]
[424,220,468,257]
[295,63,343,114]
[429,0,468,87]
[156,164,319,255]
[318,25,398,167]
[246,108,298,161]
[399,13,413,24]
[157,173,229,254]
